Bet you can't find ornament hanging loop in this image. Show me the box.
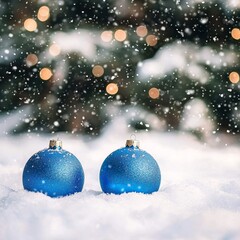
[130,134,136,140]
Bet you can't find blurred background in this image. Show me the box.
[0,0,239,139]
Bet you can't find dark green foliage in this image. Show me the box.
[0,0,239,135]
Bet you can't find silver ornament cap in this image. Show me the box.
[126,139,140,147]
[49,139,62,148]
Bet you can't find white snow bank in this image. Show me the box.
[48,29,115,61]
[137,42,236,83]
[0,117,240,240]
[181,0,240,9]
[51,30,97,60]
[180,98,215,138]
[0,106,32,135]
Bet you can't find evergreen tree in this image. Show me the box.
[0,0,239,136]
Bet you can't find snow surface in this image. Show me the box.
[1,115,240,240]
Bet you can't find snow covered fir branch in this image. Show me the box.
[0,0,239,138]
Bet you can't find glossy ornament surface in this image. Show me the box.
[100,139,161,194]
[22,140,84,197]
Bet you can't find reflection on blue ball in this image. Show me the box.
[23,146,84,198]
[100,146,161,194]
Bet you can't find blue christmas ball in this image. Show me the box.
[100,139,161,194]
[23,140,84,198]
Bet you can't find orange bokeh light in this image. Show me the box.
[149,87,160,99]
[114,29,127,42]
[40,68,53,81]
[106,83,118,95]
[37,6,50,22]
[92,65,104,77]
[231,28,240,40]
[136,25,148,37]
[101,31,113,42]
[229,72,239,84]
[146,34,158,46]
[49,43,61,56]
[24,18,37,32]
[26,54,38,67]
